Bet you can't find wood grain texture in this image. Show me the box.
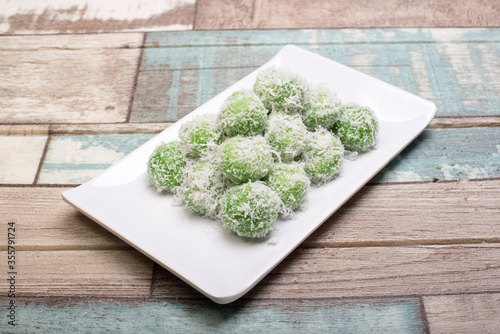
[0,33,143,124]
[0,136,47,184]
[1,180,498,250]
[26,127,500,185]
[152,244,500,299]
[0,187,129,250]
[194,0,500,29]
[6,298,426,333]
[133,29,500,122]
[1,0,195,34]
[0,250,153,298]
[424,293,500,334]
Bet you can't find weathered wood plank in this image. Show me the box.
[1,181,498,249]
[0,34,142,124]
[133,29,500,121]
[0,136,47,184]
[37,134,154,184]
[5,298,426,333]
[0,0,195,34]
[32,127,500,185]
[194,0,500,29]
[424,293,500,334]
[0,187,129,250]
[0,250,153,298]
[152,244,500,299]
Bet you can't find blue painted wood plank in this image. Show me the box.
[10,298,425,333]
[37,128,500,185]
[132,29,499,122]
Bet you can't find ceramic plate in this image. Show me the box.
[63,45,436,304]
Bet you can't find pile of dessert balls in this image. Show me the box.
[147,66,378,239]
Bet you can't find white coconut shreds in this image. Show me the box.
[177,161,226,219]
[146,64,379,239]
[253,66,306,114]
[218,89,268,137]
[266,112,308,162]
[179,113,222,159]
[302,83,341,130]
[220,136,273,184]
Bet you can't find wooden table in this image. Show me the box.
[1,1,499,332]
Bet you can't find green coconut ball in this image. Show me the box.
[253,66,305,114]
[147,141,186,193]
[179,114,222,159]
[302,85,341,130]
[181,162,225,218]
[267,112,308,162]
[220,136,273,184]
[267,163,310,211]
[332,103,378,152]
[218,90,268,137]
[219,182,282,238]
[303,128,344,184]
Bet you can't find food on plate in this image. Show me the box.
[179,114,222,159]
[220,136,273,185]
[302,84,341,130]
[218,90,268,137]
[219,182,282,238]
[253,66,305,114]
[267,162,310,211]
[303,128,344,184]
[332,103,378,152]
[147,141,186,193]
[267,112,308,162]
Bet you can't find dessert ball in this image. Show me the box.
[267,112,308,162]
[181,162,225,218]
[147,141,186,193]
[179,114,222,159]
[220,136,273,184]
[219,182,282,238]
[253,66,305,114]
[332,103,378,152]
[218,90,268,137]
[302,84,341,130]
[267,163,310,211]
[303,128,344,184]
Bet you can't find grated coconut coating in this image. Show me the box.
[179,113,222,159]
[267,162,310,211]
[302,84,341,130]
[219,181,282,238]
[147,141,186,193]
[332,103,378,152]
[218,89,268,137]
[220,136,273,185]
[253,66,306,114]
[267,112,308,162]
[179,161,226,218]
[303,128,344,184]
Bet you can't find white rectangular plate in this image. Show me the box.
[63,45,436,304]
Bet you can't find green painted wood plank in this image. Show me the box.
[132,29,499,122]
[37,128,500,185]
[145,28,500,47]
[8,298,425,333]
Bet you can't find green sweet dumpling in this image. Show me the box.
[179,114,222,158]
[181,162,225,218]
[220,136,273,184]
[253,66,305,114]
[219,182,282,238]
[147,141,186,193]
[267,163,310,211]
[332,103,378,152]
[303,128,344,184]
[302,85,341,130]
[267,112,308,162]
[218,90,268,137]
